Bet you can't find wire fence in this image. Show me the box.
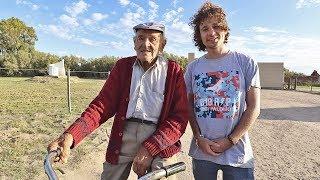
[284,76,320,94]
[0,67,48,76]
[0,67,110,79]
[0,68,320,112]
[0,67,110,113]
[70,70,110,79]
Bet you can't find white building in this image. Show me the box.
[48,60,66,77]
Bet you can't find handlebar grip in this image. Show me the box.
[138,162,186,180]
[44,149,61,180]
[163,162,186,177]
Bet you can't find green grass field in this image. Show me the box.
[0,77,112,179]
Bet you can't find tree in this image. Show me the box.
[31,51,60,69]
[61,55,86,70]
[311,70,319,77]
[163,52,188,69]
[0,17,37,55]
[88,56,118,72]
[284,67,305,79]
[0,17,38,75]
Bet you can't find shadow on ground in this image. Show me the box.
[259,106,320,122]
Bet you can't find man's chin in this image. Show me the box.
[138,56,152,62]
[206,44,219,50]
[137,55,154,62]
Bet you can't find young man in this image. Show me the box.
[48,22,189,180]
[185,2,261,180]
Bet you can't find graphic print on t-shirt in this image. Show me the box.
[194,70,241,120]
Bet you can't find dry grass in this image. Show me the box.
[0,77,110,179]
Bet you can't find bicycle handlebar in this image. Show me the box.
[44,149,61,180]
[44,149,185,180]
[138,162,186,180]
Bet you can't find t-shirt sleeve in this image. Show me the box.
[184,63,193,94]
[244,57,260,91]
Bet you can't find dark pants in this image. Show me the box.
[192,158,254,180]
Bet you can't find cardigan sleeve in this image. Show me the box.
[64,60,123,148]
[143,65,189,156]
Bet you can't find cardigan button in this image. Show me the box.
[119,132,123,136]
[121,116,125,120]
[125,98,129,102]
[115,150,119,154]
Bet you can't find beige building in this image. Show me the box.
[258,62,284,89]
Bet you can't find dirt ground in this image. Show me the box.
[37,89,320,180]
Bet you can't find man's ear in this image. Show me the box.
[160,37,167,52]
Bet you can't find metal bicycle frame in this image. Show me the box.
[44,150,186,180]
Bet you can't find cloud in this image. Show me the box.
[296,0,320,9]
[108,41,126,50]
[249,26,288,33]
[82,13,108,25]
[38,24,72,40]
[99,24,129,39]
[78,38,126,50]
[229,28,320,74]
[16,0,40,10]
[228,10,239,18]
[31,4,39,10]
[172,0,181,7]
[148,1,159,21]
[120,11,143,28]
[163,7,184,23]
[119,0,130,6]
[60,14,79,27]
[92,13,108,21]
[65,0,90,17]
[120,3,146,28]
[79,38,96,46]
[98,3,147,42]
[83,19,94,25]
[166,20,193,44]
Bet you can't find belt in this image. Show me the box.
[127,117,157,125]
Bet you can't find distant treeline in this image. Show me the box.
[0,17,188,78]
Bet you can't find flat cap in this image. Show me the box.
[133,22,165,33]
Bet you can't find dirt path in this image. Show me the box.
[38,90,320,179]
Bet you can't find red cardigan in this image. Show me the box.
[65,56,189,164]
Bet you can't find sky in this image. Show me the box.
[1,0,320,75]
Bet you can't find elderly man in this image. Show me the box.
[48,22,189,180]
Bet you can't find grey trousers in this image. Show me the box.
[101,121,177,180]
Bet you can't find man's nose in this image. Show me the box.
[142,38,151,47]
[208,27,217,36]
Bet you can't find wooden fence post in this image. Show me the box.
[67,69,71,113]
[288,78,291,90]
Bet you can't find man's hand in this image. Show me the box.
[196,136,221,156]
[210,138,233,153]
[47,133,74,163]
[132,146,153,177]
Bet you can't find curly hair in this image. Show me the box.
[189,1,230,51]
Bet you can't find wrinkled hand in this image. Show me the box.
[47,133,73,163]
[196,136,221,156]
[132,146,153,177]
[210,138,233,153]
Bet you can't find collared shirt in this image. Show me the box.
[125,55,168,123]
